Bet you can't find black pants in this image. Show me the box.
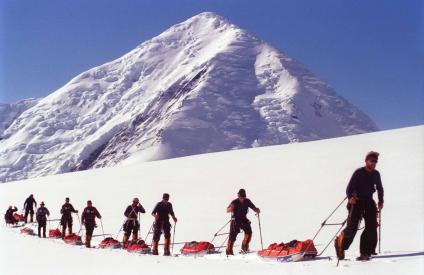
[123,220,139,237]
[229,219,252,242]
[38,220,46,237]
[153,220,171,241]
[341,199,377,255]
[24,209,34,223]
[61,216,73,234]
[85,223,95,237]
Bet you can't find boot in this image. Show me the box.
[241,233,251,252]
[62,227,66,238]
[152,240,159,255]
[226,240,234,256]
[356,254,370,261]
[164,239,170,256]
[85,235,92,248]
[132,232,138,242]
[334,232,345,260]
[38,227,41,238]
[122,234,129,244]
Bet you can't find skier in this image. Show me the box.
[335,151,384,261]
[36,202,50,238]
[60,197,78,237]
[226,188,260,255]
[81,200,102,248]
[123,198,145,243]
[4,206,19,225]
[151,193,177,256]
[23,194,37,223]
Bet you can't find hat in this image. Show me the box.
[40,201,45,206]
[238,189,247,198]
[65,197,70,201]
[133,198,139,203]
[163,193,170,200]
[365,151,380,161]
[87,200,92,205]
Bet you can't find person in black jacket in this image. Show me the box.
[151,193,177,256]
[60,197,78,237]
[123,198,145,243]
[81,200,101,248]
[36,202,50,238]
[226,188,260,255]
[335,151,384,261]
[23,194,37,223]
[5,206,19,225]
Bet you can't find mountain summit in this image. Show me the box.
[0,12,378,182]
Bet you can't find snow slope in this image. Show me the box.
[0,125,422,275]
[0,98,39,136]
[0,12,378,183]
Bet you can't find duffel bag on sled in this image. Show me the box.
[125,240,151,254]
[20,227,35,235]
[99,237,121,249]
[63,233,83,245]
[49,228,62,238]
[180,241,215,256]
[258,239,317,262]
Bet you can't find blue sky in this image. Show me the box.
[0,0,422,130]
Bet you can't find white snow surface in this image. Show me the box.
[0,126,423,275]
[0,12,378,183]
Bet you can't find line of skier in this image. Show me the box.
[4,151,384,260]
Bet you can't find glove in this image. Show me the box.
[173,217,178,223]
[349,196,357,205]
[377,202,384,209]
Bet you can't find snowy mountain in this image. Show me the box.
[0,12,378,183]
[0,126,422,275]
[0,98,39,136]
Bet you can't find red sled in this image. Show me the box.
[20,227,35,235]
[258,240,318,262]
[13,213,25,222]
[99,237,121,249]
[63,233,83,245]
[125,240,151,254]
[49,228,62,238]
[180,241,215,256]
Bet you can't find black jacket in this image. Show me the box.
[124,204,145,220]
[36,207,50,222]
[151,201,175,221]
[5,207,18,222]
[24,196,37,210]
[346,167,384,203]
[229,198,257,221]
[82,206,101,225]
[61,203,77,217]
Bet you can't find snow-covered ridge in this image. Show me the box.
[0,126,422,275]
[0,98,39,136]
[0,12,378,183]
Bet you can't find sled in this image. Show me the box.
[99,237,122,249]
[258,240,318,262]
[180,241,216,256]
[63,233,83,245]
[49,228,62,239]
[13,213,25,222]
[20,227,35,235]
[125,240,151,254]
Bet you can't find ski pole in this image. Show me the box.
[378,209,382,254]
[100,218,105,236]
[257,213,264,250]
[76,212,82,234]
[172,221,176,254]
